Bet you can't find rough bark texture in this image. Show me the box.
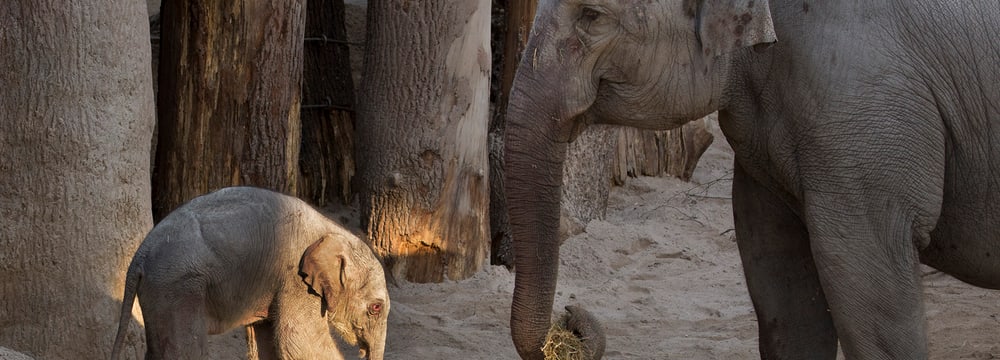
[357,0,491,283]
[489,0,538,268]
[561,126,617,239]
[612,119,715,184]
[0,1,155,358]
[299,0,357,207]
[152,0,305,221]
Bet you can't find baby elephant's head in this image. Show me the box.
[301,233,390,360]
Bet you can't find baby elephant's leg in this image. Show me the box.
[246,320,278,360]
[140,292,209,360]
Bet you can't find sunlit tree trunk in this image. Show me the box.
[299,0,357,207]
[357,0,491,283]
[0,1,155,357]
[152,0,305,221]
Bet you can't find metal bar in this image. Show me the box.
[303,35,363,46]
[150,35,362,46]
[301,104,355,112]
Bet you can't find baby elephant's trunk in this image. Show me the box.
[360,330,385,360]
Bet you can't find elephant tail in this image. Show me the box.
[110,259,143,360]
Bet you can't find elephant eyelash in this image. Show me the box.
[576,5,618,41]
[581,7,602,22]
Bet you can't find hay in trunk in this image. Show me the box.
[542,313,587,360]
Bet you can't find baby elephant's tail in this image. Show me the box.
[110,260,142,360]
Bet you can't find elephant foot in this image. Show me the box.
[542,305,606,359]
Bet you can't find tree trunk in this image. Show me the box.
[357,0,491,283]
[489,0,537,268]
[152,0,306,221]
[612,118,715,184]
[0,1,155,358]
[561,126,616,238]
[298,0,357,207]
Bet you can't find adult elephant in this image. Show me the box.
[503,0,1000,359]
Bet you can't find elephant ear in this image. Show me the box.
[694,0,777,58]
[300,234,350,312]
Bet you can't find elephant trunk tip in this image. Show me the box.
[535,306,607,360]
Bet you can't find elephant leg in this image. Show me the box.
[246,320,278,360]
[805,195,927,359]
[732,163,837,359]
[140,293,209,360]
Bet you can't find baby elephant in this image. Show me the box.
[110,187,389,360]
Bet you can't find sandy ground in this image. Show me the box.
[200,121,1000,359]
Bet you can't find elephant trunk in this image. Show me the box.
[505,85,567,360]
[360,327,385,360]
[504,4,605,358]
[365,346,383,360]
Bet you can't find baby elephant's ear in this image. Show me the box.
[300,234,349,310]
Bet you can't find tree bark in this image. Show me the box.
[0,1,155,358]
[152,0,305,221]
[561,126,616,238]
[489,0,538,268]
[299,0,356,207]
[357,0,491,283]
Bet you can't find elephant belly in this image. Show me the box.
[204,281,277,334]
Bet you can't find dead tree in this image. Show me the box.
[0,1,154,357]
[356,0,492,283]
[299,0,357,207]
[152,0,306,221]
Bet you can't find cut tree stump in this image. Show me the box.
[612,118,715,185]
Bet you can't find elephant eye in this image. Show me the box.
[368,302,382,316]
[576,6,616,38]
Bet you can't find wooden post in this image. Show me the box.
[152,0,306,221]
[299,0,357,207]
[356,0,491,282]
[0,1,155,356]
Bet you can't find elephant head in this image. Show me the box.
[504,1,775,358]
[301,233,390,360]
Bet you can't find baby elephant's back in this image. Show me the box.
[143,187,323,290]
[138,187,331,332]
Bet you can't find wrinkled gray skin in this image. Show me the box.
[110,187,389,360]
[504,1,1000,359]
